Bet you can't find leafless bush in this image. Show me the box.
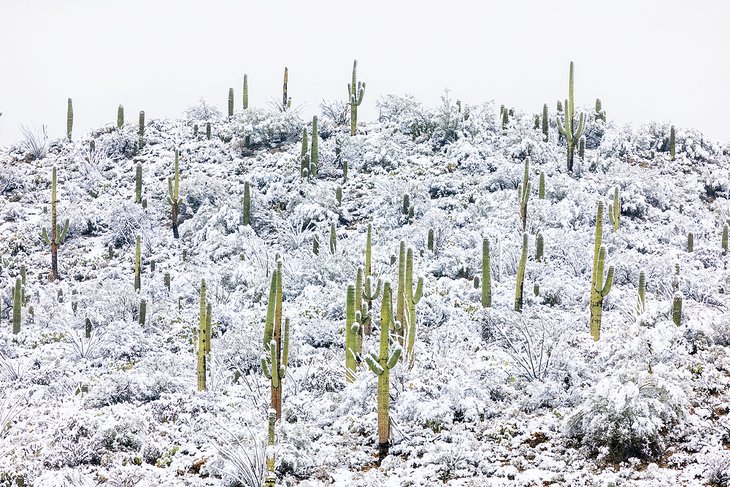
[489,311,557,381]
[20,124,48,160]
[212,419,267,487]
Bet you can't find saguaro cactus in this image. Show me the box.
[138,111,145,146]
[364,281,401,460]
[135,164,143,204]
[687,232,694,253]
[345,284,359,382]
[722,222,728,255]
[12,278,21,334]
[117,105,124,129]
[263,408,276,487]
[206,122,211,140]
[197,279,208,391]
[608,186,620,232]
[481,238,491,308]
[243,181,251,226]
[310,116,319,178]
[514,233,528,312]
[41,167,69,281]
[228,87,234,117]
[243,74,249,109]
[262,259,288,420]
[518,158,530,231]
[672,292,683,326]
[595,98,606,122]
[67,98,73,141]
[167,149,181,239]
[134,235,142,291]
[427,228,434,252]
[556,62,586,172]
[669,125,676,161]
[590,201,615,341]
[300,127,309,178]
[329,223,337,255]
[282,67,289,111]
[637,270,646,315]
[536,232,544,262]
[541,103,549,142]
[348,60,366,136]
[539,171,545,199]
[404,247,424,367]
[139,299,147,326]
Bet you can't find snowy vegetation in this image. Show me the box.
[1,63,730,486]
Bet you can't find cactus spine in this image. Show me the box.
[541,103,548,142]
[310,116,318,178]
[134,235,141,292]
[345,284,359,382]
[243,181,251,226]
[672,293,683,326]
[364,281,401,460]
[608,186,620,232]
[514,233,528,312]
[228,87,234,117]
[539,171,545,199]
[41,167,69,281]
[723,223,728,255]
[12,278,21,334]
[590,201,615,341]
[167,149,181,239]
[518,158,530,231]
[66,98,73,141]
[117,105,124,129]
[262,259,288,419]
[348,60,366,136]
[637,270,646,315]
[669,125,676,160]
[556,62,586,172]
[687,232,694,252]
[135,163,143,204]
[243,74,249,109]
[481,238,491,308]
[197,279,207,391]
[263,408,276,487]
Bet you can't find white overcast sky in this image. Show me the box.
[1,0,728,145]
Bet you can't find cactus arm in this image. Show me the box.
[281,318,290,370]
[556,116,566,136]
[601,266,615,297]
[413,276,424,304]
[261,356,272,379]
[269,341,279,388]
[41,227,50,245]
[263,270,277,349]
[387,347,402,369]
[366,353,384,375]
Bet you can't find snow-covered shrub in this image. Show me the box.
[20,124,48,160]
[104,201,147,248]
[101,131,139,161]
[231,108,302,149]
[429,90,461,148]
[566,366,689,461]
[185,98,222,122]
[212,423,266,487]
[376,94,434,142]
[318,99,349,137]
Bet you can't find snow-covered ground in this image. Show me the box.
[1,94,729,486]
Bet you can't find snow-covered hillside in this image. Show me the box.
[1,93,730,486]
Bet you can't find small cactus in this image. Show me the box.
[12,278,21,334]
[595,98,606,122]
[85,318,92,338]
[138,111,145,146]
[669,125,676,160]
[608,186,620,232]
[637,270,646,315]
[336,186,342,206]
[514,233,528,312]
[578,137,585,160]
[329,222,337,254]
[164,272,171,292]
[672,292,683,326]
[300,126,309,178]
[722,222,728,255]
[535,232,544,262]
[197,279,208,391]
[541,103,548,142]
[117,104,124,129]
[228,87,234,117]
[310,116,319,178]
[538,171,545,200]
[282,67,289,111]
[312,234,319,255]
[206,122,211,140]
[427,228,434,252]
[139,299,147,326]
[243,181,251,226]
[66,98,73,141]
[135,163,143,204]
[348,60,366,136]
[473,276,480,289]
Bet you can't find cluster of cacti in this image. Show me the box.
[262,258,289,419]
[67,98,73,141]
[481,238,491,308]
[557,62,586,172]
[541,103,548,142]
[348,60,366,136]
[197,279,208,391]
[396,241,423,367]
[134,235,142,291]
[228,87,234,117]
[608,186,620,232]
[514,233,528,312]
[41,167,69,281]
[518,158,530,231]
[263,408,277,487]
[590,201,615,341]
[364,281,401,460]
[167,149,181,239]
[243,74,249,109]
[138,111,145,146]
[243,181,251,226]
[117,104,124,129]
[135,164,143,204]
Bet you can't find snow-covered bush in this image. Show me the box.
[185,98,222,122]
[20,124,49,160]
[230,108,302,149]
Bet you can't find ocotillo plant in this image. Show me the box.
[536,232,544,262]
[590,201,615,341]
[310,116,319,178]
[134,235,142,292]
[556,62,586,172]
[12,278,21,334]
[300,127,309,178]
[117,105,124,129]
[41,167,69,281]
[197,279,208,391]
[364,281,401,460]
[282,67,289,111]
[262,259,288,420]
[669,125,676,160]
[541,103,548,142]
[329,223,337,254]
[672,292,683,326]
[243,181,251,226]
[514,233,528,312]
[539,171,545,199]
[67,98,73,141]
[135,164,143,204]
[138,111,145,146]
[608,186,620,232]
[228,88,234,117]
[723,223,728,255]
[518,159,530,231]
[167,149,181,239]
[263,408,276,487]
[482,238,491,308]
[243,74,249,109]
[348,60,366,136]
[345,284,359,382]
[595,98,606,122]
[637,270,646,315]
[687,232,694,252]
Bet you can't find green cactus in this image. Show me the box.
[310,116,319,178]
[138,111,145,146]
[41,167,69,281]
[578,137,585,160]
[538,171,545,200]
[345,284,359,382]
[536,232,544,262]
[167,149,181,239]
[282,67,289,111]
[197,279,208,391]
[402,194,414,224]
[12,278,21,334]
[401,245,424,368]
[135,163,143,204]
[300,127,310,178]
[722,223,728,255]
[669,125,676,160]
[243,74,249,110]
[206,122,211,140]
[134,235,142,292]
[533,114,540,130]
[263,408,276,487]
[164,272,171,292]
[85,318,92,338]
[364,281,401,460]
[243,181,251,226]
[514,233,528,312]
[262,259,288,419]
[637,270,646,315]
[687,232,694,253]
[336,186,342,206]
[348,60,366,136]
[329,222,337,254]
[672,292,683,326]
[312,234,319,255]
[556,62,586,172]
[228,87,234,117]
[518,158,530,231]
[117,104,124,129]
[557,100,563,112]
[427,228,434,252]
[595,98,606,122]
[501,106,509,133]
[590,201,615,341]
[343,160,348,183]
[67,98,73,141]
[608,186,620,232]
[473,276,480,289]
[139,299,147,326]
[482,238,491,308]
[542,103,548,142]
[205,303,212,354]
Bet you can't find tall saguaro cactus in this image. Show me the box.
[117,105,124,129]
[135,164,143,204]
[66,98,73,141]
[556,62,586,172]
[243,181,251,226]
[134,235,142,291]
[263,408,277,487]
[608,186,620,232]
[41,167,69,281]
[12,278,21,334]
[138,111,145,146]
[282,67,290,111]
[518,158,530,231]
[243,74,249,109]
[364,281,401,460]
[669,125,676,161]
[590,201,615,341]
[541,103,548,142]
[481,238,491,308]
[514,233,528,312]
[345,284,359,382]
[637,270,646,315]
[262,259,289,420]
[228,88,234,117]
[197,279,208,391]
[300,127,309,178]
[167,149,181,239]
[311,116,319,178]
[348,60,366,136]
